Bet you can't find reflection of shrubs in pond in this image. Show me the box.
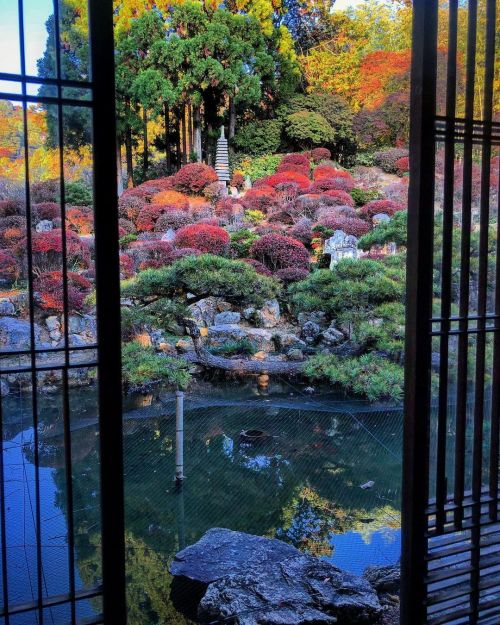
[303,353,404,402]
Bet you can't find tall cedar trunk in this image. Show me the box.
[164,103,171,171]
[181,106,187,165]
[175,113,181,168]
[142,108,149,177]
[193,105,202,162]
[124,99,134,187]
[116,139,124,196]
[229,98,236,138]
[186,105,193,160]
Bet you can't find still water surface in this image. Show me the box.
[1,381,402,623]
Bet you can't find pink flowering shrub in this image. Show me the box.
[174,224,230,255]
[250,233,310,271]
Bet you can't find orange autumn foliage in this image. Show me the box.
[357,50,411,110]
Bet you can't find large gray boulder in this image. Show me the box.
[214,311,241,325]
[0,317,42,350]
[170,529,382,625]
[255,299,280,329]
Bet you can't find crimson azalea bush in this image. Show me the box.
[289,218,313,245]
[118,195,145,222]
[32,202,60,222]
[0,250,20,281]
[30,229,91,271]
[281,153,310,168]
[0,199,24,218]
[171,163,218,194]
[373,148,409,174]
[231,172,245,190]
[358,199,404,220]
[119,218,136,235]
[241,186,277,212]
[120,253,135,278]
[313,165,351,181]
[129,240,176,271]
[250,233,310,272]
[34,271,92,313]
[310,148,331,163]
[276,162,310,176]
[264,171,311,191]
[394,156,409,176]
[136,204,174,232]
[316,215,371,237]
[174,224,230,255]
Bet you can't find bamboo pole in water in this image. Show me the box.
[175,390,185,486]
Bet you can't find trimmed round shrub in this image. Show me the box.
[232,119,283,156]
[242,258,273,277]
[310,148,331,163]
[322,189,355,206]
[264,171,310,191]
[172,163,218,194]
[120,183,157,204]
[0,199,24,218]
[31,180,59,204]
[231,172,245,190]
[118,195,145,222]
[120,253,135,278]
[250,233,310,272]
[32,202,59,222]
[0,250,20,281]
[136,204,175,232]
[275,181,301,203]
[129,240,175,271]
[119,218,136,235]
[394,156,409,176]
[289,218,313,245]
[373,148,409,174]
[66,206,93,235]
[313,166,353,183]
[241,186,277,212]
[275,267,309,283]
[316,215,370,237]
[276,162,310,176]
[215,197,236,221]
[174,224,230,255]
[278,154,310,176]
[151,190,189,211]
[317,205,357,220]
[358,199,404,220]
[30,229,91,271]
[154,209,191,232]
[34,271,92,313]
[65,181,92,206]
[204,181,225,204]
[285,111,334,148]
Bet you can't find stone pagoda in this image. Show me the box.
[215,127,230,185]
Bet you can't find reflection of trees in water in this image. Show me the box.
[47,405,401,624]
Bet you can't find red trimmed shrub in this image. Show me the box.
[250,233,310,272]
[358,199,404,220]
[174,224,230,255]
[172,163,218,194]
[394,156,409,176]
[154,209,191,232]
[276,162,310,177]
[119,218,136,235]
[289,218,313,245]
[129,240,175,271]
[280,153,310,169]
[322,189,355,207]
[241,186,277,212]
[231,172,245,190]
[254,223,287,236]
[215,197,235,221]
[118,195,145,222]
[136,204,170,232]
[30,229,91,271]
[310,148,331,164]
[119,253,135,278]
[317,205,356,220]
[33,202,59,221]
[275,182,301,203]
[0,199,24,218]
[316,215,370,237]
[66,206,93,235]
[374,148,409,174]
[265,171,310,191]
[151,190,189,211]
[203,181,225,204]
[242,258,273,277]
[275,267,309,283]
[121,182,158,203]
[313,166,352,182]
[34,271,92,313]
[0,250,20,281]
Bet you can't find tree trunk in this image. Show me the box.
[164,102,171,171]
[180,106,187,165]
[229,97,236,140]
[193,105,202,162]
[143,108,149,178]
[186,105,193,160]
[116,139,124,196]
[175,113,181,168]
[183,319,303,375]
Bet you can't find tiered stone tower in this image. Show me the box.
[215,126,230,185]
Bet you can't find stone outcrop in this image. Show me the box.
[170,528,382,625]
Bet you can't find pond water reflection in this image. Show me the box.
[1,381,402,624]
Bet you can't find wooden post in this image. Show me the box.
[175,390,185,486]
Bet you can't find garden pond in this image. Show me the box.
[0,379,402,624]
